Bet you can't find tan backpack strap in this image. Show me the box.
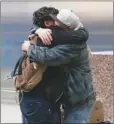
[15,89,23,105]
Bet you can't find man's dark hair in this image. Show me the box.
[33,6,59,28]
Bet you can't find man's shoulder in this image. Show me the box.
[49,26,70,38]
[50,26,65,32]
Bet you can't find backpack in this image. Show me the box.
[13,35,46,92]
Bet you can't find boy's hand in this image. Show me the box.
[35,28,52,45]
[22,41,30,52]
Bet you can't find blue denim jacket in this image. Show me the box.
[27,43,95,106]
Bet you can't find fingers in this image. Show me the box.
[43,33,51,45]
[42,30,52,45]
[40,36,46,45]
[35,28,52,45]
[46,30,52,41]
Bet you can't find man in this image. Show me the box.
[22,7,96,123]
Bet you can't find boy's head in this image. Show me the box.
[33,6,59,28]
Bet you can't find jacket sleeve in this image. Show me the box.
[27,44,83,66]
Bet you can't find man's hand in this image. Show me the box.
[22,41,30,52]
[35,28,52,45]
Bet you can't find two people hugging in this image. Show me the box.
[12,6,95,124]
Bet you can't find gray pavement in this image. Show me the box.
[1,104,22,123]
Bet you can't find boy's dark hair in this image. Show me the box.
[33,6,59,28]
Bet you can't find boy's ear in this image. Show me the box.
[44,20,50,27]
[44,20,54,27]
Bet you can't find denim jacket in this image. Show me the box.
[27,42,95,106]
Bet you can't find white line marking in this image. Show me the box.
[1,89,16,93]
[92,51,113,55]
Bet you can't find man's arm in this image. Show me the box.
[27,44,86,66]
[49,27,89,46]
[25,27,88,66]
[67,27,89,43]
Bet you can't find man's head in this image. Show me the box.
[50,9,83,30]
[33,6,59,28]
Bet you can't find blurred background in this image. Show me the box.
[1,1,113,102]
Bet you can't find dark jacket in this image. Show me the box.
[27,26,95,106]
[37,26,88,47]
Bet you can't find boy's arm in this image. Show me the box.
[29,27,52,45]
